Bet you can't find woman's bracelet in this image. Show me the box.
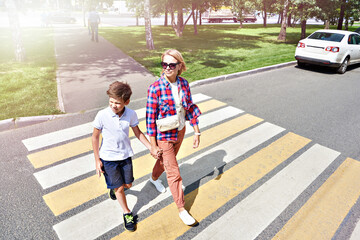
[194,132,201,136]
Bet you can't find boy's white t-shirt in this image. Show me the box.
[170,81,186,130]
[93,106,139,161]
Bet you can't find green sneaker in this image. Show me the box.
[109,189,116,200]
[123,212,135,231]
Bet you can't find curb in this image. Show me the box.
[190,61,297,88]
[0,61,297,132]
[0,114,73,132]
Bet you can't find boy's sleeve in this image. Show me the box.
[130,110,139,128]
[93,111,103,130]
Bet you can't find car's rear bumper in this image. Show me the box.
[295,55,341,67]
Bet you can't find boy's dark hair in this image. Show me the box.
[107,81,132,102]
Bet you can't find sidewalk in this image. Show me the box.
[54,26,156,113]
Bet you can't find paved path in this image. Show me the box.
[54,26,156,113]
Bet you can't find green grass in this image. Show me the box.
[1,24,358,121]
[0,28,62,121]
[99,24,331,82]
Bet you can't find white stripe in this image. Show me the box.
[22,122,93,152]
[181,122,285,184]
[34,106,242,189]
[193,144,340,240]
[350,220,360,240]
[22,94,211,151]
[53,122,284,240]
[34,138,146,189]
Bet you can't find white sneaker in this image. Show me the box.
[149,177,166,193]
[179,210,196,226]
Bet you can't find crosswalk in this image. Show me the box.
[22,93,360,240]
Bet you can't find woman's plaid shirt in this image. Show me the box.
[146,75,201,141]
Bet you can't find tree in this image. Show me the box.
[277,0,289,41]
[316,0,338,29]
[144,0,155,49]
[258,0,278,27]
[6,0,25,62]
[292,0,319,39]
[337,0,346,29]
[231,0,255,28]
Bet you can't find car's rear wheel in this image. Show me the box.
[297,60,306,68]
[337,57,349,74]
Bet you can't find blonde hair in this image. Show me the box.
[161,49,187,76]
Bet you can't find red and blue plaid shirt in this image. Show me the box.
[146,75,201,141]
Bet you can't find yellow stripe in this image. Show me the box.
[43,114,262,216]
[273,158,360,240]
[114,132,311,239]
[28,99,225,169]
[43,175,107,216]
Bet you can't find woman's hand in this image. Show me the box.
[151,145,163,159]
[193,135,200,148]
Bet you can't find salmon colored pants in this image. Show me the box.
[152,127,186,209]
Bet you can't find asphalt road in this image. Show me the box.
[194,63,360,160]
[1,63,360,239]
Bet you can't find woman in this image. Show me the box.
[146,49,201,225]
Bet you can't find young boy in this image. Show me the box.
[92,81,161,231]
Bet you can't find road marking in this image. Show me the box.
[27,98,225,169]
[114,132,310,239]
[23,122,93,152]
[43,113,260,216]
[34,105,239,189]
[350,217,360,240]
[53,121,286,240]
[193,144,340,240]
[273,158,360,240]
[22,93,211,152]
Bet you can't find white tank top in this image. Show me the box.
[170,81,186,130]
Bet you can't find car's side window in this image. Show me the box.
[355,35,360,45]
[348,35,354,44]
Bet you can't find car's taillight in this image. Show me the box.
[325,46,340,53]
[297,42,305,48]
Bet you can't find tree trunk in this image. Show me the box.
[172,1,192,37]
[164,5,168,26]
[262,6,267,27]
[337,0,346,30]
[6,0,25,62]
[199,11,202,25]
[144,0,155,50]
[287,12,292,27]
[82,0,86,27]
[325,20,329,29]
[277,10,282,24]
[301,19,307,39]
[345,18,348,30]
[192,3,198,35]
[277,0,288,41]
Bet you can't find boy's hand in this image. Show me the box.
[95,160,104,177]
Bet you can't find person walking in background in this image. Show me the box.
[146,49,202,226]
[88,8,100,42]
[92,81,162,232]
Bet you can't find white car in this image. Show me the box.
[295,29,360,73]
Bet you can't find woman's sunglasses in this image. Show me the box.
[161,62,180,70]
